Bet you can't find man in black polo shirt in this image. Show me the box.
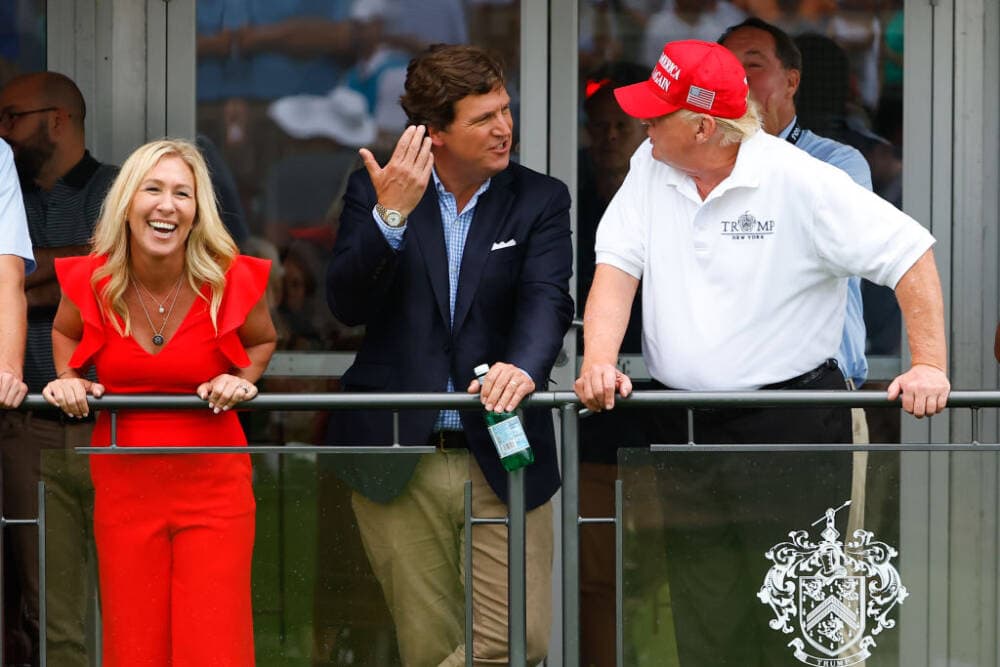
[0,71,117,667]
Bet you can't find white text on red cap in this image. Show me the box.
[652,54,681,94]
[658,53,681,79]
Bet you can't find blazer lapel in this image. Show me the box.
[452,170,514,335]
[408,188,451,329]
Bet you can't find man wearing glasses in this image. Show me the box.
[0,71,117,667]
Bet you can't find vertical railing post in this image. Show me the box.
[277,447,286,645]
[560,404,580,667]
[615,479,624,667]
[465,481,474,667]
[38,481,46,667]
[970,406,980,445]
[508,467,527,667]
[0,460,6,662]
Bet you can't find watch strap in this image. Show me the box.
[375,203,407,228]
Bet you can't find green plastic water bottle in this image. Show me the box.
[474,364,535,471]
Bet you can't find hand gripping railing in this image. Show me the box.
[7,389,1000,666]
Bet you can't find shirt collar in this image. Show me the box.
[777,116,799,141]
[713,129,764,195]
[23,151,100,192]
[62,151,100,188]
[432,167,492,213]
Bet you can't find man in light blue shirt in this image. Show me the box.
[777,128,869,390]
[721,18,871,390]
[0,138,33,408]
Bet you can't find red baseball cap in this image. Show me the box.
[614,40,749,120]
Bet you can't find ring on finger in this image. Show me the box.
[239,384,252,394]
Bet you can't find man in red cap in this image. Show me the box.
[574,39,949,665]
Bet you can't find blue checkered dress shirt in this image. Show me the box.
[374,169,492,431]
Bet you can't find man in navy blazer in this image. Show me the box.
[326,44,573,666]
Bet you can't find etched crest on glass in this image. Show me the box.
[758,501,908,666]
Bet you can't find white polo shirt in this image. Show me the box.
[595,129,934,390]
[0,141,33,273]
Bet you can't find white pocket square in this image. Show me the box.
[491,239,517,251]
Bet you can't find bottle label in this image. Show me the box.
[487,417,531,458]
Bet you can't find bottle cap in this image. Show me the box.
[473,363,490,377]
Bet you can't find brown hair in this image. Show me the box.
[400,44,506,131]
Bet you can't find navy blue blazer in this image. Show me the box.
[325,162,574,510]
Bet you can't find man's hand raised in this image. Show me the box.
[359,125,434,217]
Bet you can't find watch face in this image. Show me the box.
[386,210,403,227]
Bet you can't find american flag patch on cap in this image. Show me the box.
[686,85,716,110]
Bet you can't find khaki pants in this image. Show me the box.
[846,377,871,537]
[351,450,553,666]
[0,412,95,667]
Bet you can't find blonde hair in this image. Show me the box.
[90,138,237,336]
[676,95,762,146]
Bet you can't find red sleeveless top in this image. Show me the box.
[55,254,270,449]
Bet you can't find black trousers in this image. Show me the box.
[649,360,853,667]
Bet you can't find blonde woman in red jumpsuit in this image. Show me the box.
[42,138,276,666]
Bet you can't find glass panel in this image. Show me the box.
[0,1,46,82]
[195,2,522,663]
[38,444,100,666]
[195,0,520,354]
[620,448,912,667]
[251,451,402,666]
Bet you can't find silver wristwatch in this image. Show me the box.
[375,203,407,228]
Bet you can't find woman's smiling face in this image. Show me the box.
[127,155,197,260]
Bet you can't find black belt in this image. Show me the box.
[760,358,841,390]
[655,359,842,393]
[31,410,96,425]
[652,359,843,416]
[429,431,468,450]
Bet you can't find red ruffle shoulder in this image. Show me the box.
[216,255,271,368]
[55,254,271,370]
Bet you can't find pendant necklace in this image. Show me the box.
[133,273,182,314]
[132,274,183,346]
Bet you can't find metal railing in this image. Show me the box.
[5,389,1000,666]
